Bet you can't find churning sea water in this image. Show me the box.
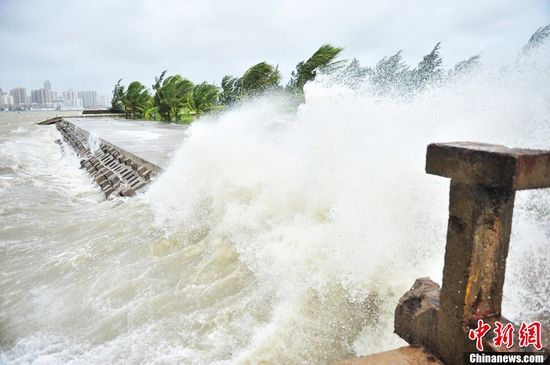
[1,47,549,364]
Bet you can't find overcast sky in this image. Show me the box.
[1,0,549,96]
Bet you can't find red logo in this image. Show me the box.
[493,322,514,349]
[468,320,543,351]
[518,321,542,350]
[469,319,492,351]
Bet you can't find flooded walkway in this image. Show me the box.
[67,117,187,169]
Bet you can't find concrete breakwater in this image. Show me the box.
[55,119,153,197]
[43,116,187,198]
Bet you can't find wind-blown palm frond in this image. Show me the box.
[180,82,221,123]
[123,81,150,119]
[220,75,241,105]
[240,62,281,97]
[152,73,194,122]
[288,44,344,92]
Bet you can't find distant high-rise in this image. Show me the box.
[31,90,39,105]
[31,88,52,107]
[10,88,28,106]
[63,89,83,109]
[0,94,14,109]
[77,90,98,108]
[44,80,51,91]
[100,95,111,108]
[63,89,77,101]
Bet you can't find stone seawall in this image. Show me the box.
[55,119,154,198]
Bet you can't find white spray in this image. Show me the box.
[146,42,550,363]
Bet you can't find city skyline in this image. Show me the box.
[0,80,110,110]
[0,80,108,95]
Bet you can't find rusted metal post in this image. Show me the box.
[395,142,550,365]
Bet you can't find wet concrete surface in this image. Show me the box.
[67,117,188,169]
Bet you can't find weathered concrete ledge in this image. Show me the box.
[395,142,549,364]
[56,120,153,197]
[37,114,125,125]
[45,116,187,198]
[332,346,444,365]
[65,117,188,169]
[335,142,549,365]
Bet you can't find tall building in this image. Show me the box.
[31,88,48,108]
[31,88,53,107]
[63,89,77,101]
[63,89,83,110]
[44,80,51,91]
[10,88,28,106]
[77,90,98,108]
[30,90,39,105]
[0,94,14,109]
[100,95,111,108]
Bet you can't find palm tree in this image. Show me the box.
[240,62,281,97]
[179,82,221,123]
[220,75,241,105]
[143,97,159,121]
[122,81,150,119]
[152,72,194,122]
[287,44,344,93]
[189,82,220,115]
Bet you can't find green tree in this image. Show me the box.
[287,44,344,93]
[152,71,194,122]
[410,42,444,90]
[337,58,372,88]
[179,82,221,123]
[448,54,481,79]
[110,79,125,113]
[123,81,150,119]
[344,59,371,80]
[143,97,159,121]
[152,71,168,119]
[220,75,241,105]
[240,62,281,97]
[189,82,220,115]
[370,50,409,94]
